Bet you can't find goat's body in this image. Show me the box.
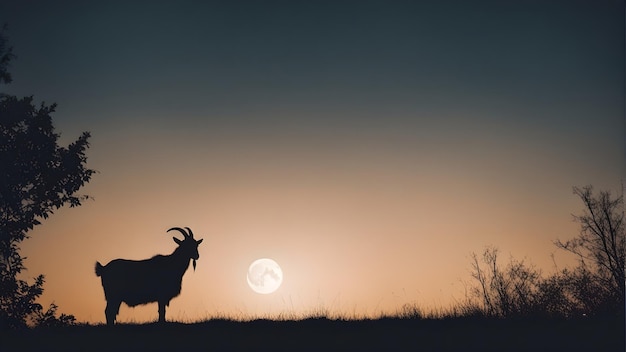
[96,254,190,307]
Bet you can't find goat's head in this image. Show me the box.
[167,227,203,270]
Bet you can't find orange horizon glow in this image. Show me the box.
[18,127,620,324]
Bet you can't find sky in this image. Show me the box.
[1,0,624,324]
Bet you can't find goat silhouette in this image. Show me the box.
[95,227,203,325]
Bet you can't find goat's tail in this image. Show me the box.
[95,261,104,277]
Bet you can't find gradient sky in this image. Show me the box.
[1,0,624,323]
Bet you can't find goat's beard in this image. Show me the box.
[193,259,196,271]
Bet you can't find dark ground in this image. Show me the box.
[1,316,623,351]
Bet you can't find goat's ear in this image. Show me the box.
[173,237,183,245]
[196,239,203,244]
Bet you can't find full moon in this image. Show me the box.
[246,258,283,294]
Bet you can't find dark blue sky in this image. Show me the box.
[3,1,623,134]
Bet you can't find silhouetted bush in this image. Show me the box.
[465,185,625,319]
[32,302,77,328]
[467,247,545,318]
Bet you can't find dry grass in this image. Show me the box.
[3,301,623,351]
[2,313,622,352]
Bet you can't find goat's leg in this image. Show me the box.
[105,300,121,326]
[158,301,166,323]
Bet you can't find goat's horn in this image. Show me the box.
[167,227,188,239]
[185,227,194,239]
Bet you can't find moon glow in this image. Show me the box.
[246,258,283,294]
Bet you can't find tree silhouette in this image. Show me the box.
[0,26,94,329]
[555,185,625,315]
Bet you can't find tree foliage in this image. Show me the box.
[0,26,94,329]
